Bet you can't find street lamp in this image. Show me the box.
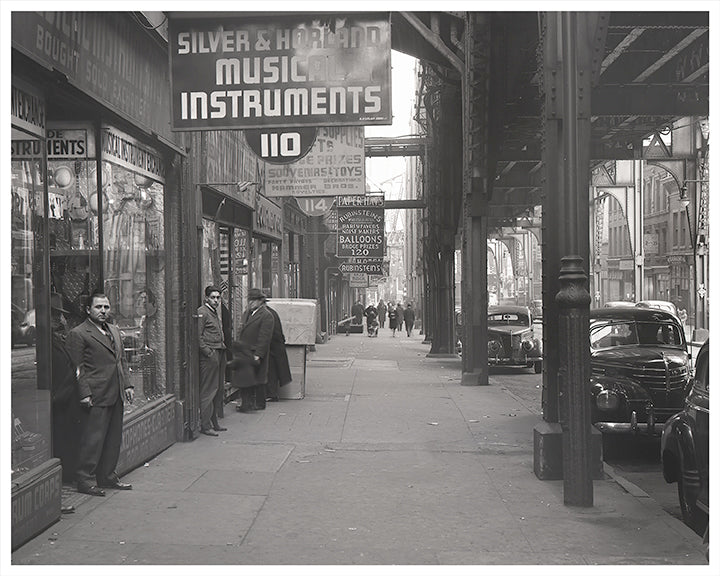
[679,179,709,334]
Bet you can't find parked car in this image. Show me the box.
[661,339,709,537]
[603,301,636,309]
[589,307,690,435]
[635,299,679,319]
[11,304,35,347]
[487,305,542,373]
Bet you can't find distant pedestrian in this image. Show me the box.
[364,302,378,337]
[396,303,404,333]
[197,285,226,436]
[377,299,387,328]
[236,288,274,412]
[351,300,364,329]
[403,303,416,337]
[388,303,398,337]
[66,292,134,496]
[265,304,292,403]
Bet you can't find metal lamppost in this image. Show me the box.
[679,179,709,335]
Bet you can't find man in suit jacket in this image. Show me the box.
[237,288,274,412]
[265,304,292,403]
[66,292,134,496]
[197,285,226,436]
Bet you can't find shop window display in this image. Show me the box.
[102,160,167,410]
[11,138,50,479]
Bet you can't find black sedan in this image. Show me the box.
[487,305,543,373]
[661,339,709,538]
[589,307,690,436]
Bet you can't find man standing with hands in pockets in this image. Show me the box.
[66,292,134,496]
[197,285,227,436]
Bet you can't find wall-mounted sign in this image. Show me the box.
[264,126,365,197]
[338,259,385,274]
[255,194,283,240]
[101,126,165,183]
[296,196,335,216]
[245,127,318,164]
[168,13,392,130]
[11,79,45,137]
[337,195,384,258]
[349,273,368,288]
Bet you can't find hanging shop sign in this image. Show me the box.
[264,126,365,197]
[349,273,369,288]
[245,126,318,164]
[296,196,335,216]
[336,195,384,258]
[168,13,391,130]
[11,79,45,137]
[338,258,386,275]
[255,194,283,241]
[12,13,172,139]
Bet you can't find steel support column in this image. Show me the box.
[461,12,490,385]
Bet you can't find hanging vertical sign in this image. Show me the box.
[168,13,392,131]
[336,195,384,258]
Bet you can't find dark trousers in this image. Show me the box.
[212,349,228,422]
[406,321,414,336]
[199,349,223,430]
[76,400,124,486]
[52,398,81,483]
[240,384,266,410]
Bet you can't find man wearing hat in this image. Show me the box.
[236,288,274,412]
[50,294,81,511]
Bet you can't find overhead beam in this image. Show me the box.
[365,136,427,157]
[591,85,708,116]
[399,12,464,73]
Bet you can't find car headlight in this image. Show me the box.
[596,390,619,411]
[521,340,534,351]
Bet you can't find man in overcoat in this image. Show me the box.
[264,304,292,403]
[197,285,226,436]
[66,292,134,496]
[237,288,275,412]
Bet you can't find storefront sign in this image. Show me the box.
[168,13,391,130]
[11,80,46,137]
[338,259,385,274]
[12,12,173,139]
[116,402,175,476]
[264,126,365,197]
[255,194,283,240]
[644,232,658,255]
[11,462,62,550]
[349,273,369,287]
[337,195,385,258]
[296,196,335,216]
[101,126,165,183]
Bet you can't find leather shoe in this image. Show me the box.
[213,425,227,431]
[200,428,219,436]
[77,483,105,497]
[99,480,132,490]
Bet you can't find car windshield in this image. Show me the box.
[488,312,529,327]
[590,320,684,349]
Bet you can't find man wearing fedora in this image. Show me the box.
[237,288,274,412]
[65,291,133,496]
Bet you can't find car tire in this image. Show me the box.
[677,473,707,536]
[534,361,542,374]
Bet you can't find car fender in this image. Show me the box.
[661,414,698,484]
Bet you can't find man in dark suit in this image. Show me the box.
[66,292,134,496]
[237,288,274,412]
[197,285,226,436]
[265,304,292,403]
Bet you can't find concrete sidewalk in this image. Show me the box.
[10,327,709,567]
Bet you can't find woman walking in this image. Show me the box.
[387,303,398,337]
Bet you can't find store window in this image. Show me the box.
[101,130,167,412]
[11,128,49,479]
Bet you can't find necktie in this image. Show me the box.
[102,323,116,351]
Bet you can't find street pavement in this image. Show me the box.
[8,324,710,571]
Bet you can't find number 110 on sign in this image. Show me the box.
[261,132,301,159]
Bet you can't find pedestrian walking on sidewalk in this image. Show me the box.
[265,304,292,402]
[66,292,134,496]
[403,303,416,337]
[236,288,274,412]
[388,302,398,337]
[396,302,404,333]
[377,299,387,328]
[197,285,226,436]
[364,302,378,337]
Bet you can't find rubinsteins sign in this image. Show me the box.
[168,13,392,130]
